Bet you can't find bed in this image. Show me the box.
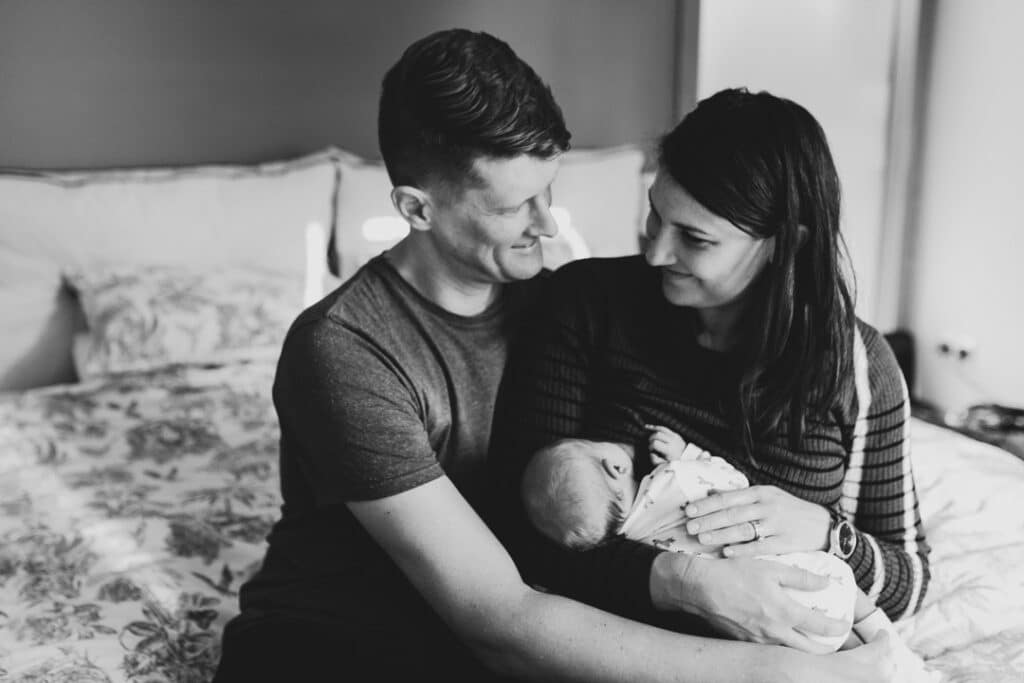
[3,364,1024,682]
[1,150,1023,682]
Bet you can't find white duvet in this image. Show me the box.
[900,418,1024,681]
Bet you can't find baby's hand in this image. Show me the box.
[646,425,694,463]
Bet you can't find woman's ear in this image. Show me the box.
[391,186,433,232]
[765,235,777,264]
[795,224,809,248]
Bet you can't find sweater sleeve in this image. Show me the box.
[486,261,663,622]
[840,324,931,620]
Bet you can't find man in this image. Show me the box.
[214,28,896,681]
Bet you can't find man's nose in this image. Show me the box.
[529,199,559,238]
[644,222,676,267]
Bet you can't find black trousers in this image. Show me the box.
[213,613,514,682]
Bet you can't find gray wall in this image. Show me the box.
[0,0,680,169]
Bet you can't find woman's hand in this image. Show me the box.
[650,552,850,653]
[682,484,832,556]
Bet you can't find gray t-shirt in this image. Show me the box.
[239,254,541,632]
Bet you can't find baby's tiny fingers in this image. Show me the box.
[647,424,682,440]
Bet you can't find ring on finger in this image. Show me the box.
[748,519,764,542]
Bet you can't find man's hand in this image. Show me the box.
[783,631,899,683]
[651,552,850,654]
[853,587,878,622]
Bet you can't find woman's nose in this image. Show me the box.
[644,222,677,267]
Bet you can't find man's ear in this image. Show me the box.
[391,185,433,232]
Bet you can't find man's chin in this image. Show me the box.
[498,253,544,281]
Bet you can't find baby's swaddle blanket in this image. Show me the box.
[619,444,747,553]
[619,444,857,651]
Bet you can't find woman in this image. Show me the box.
[489,87,930,651]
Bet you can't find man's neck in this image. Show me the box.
[386,237,500,317]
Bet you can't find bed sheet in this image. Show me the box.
[0,360,280,682]
[1,362,1023,682]
[897,419,1024,682]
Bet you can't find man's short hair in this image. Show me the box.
[378,28,571,193]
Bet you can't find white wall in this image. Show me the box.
[696,0,898,325]
[908,0,1024,411]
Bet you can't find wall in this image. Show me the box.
[907,0,1024,410]
[695,0,899,325]
[0,0,678,169]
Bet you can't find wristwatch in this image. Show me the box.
[827,508,857,559]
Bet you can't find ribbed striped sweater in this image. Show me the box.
[488,256,930,624]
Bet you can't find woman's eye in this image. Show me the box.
[681,232,713,248]
[645,216,660,239]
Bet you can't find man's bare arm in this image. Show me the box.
[350,475,897,682]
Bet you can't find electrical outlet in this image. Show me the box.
[937,334,977,360]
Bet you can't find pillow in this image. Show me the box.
[0,150,338,390]
[330,146,648,280]
[549,146,648,258]
[65,264,304,378]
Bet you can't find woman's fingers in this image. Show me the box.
[686,501,762,538]
[685,487,762,518]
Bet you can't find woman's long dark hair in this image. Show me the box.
[659,88,857,457]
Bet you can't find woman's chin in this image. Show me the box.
[661,281,701,307]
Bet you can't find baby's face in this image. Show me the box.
[577,442,639,519]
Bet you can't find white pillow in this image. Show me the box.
[65,263,305,378]
[0,150,339,390]
[330,146,648,280]
[551,146,648,258]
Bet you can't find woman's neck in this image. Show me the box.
[694,300,747,352]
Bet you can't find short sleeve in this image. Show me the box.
[273,318,444,505]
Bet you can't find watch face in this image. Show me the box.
[838,521,856,556]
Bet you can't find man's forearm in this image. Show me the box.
[510,518,663,618]
[474,587,792,683]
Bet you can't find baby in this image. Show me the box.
[522,425,939,676]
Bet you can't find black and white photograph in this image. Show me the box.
[1,1,1022,681]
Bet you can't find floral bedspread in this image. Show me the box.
[0,360,280,682]
[1,361,1024,682]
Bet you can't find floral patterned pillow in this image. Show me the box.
[65,264,304,378]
